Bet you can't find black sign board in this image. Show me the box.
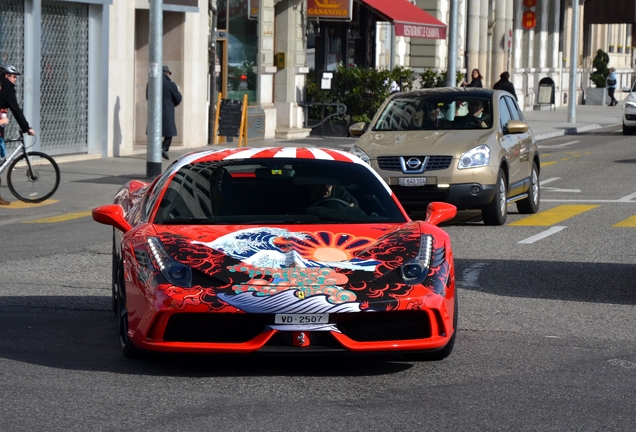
[537,77,555,105]
[217,98,244,137]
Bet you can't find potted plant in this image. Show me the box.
[586,49,610,105]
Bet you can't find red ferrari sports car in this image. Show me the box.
[93,147,457,359]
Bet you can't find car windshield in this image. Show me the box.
[373,94,493,131]
[153,158,407,224]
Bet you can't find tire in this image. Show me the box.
[115,260,141,358]
[516,162,540,214]
[623,123,633,135]
[405,291,457,362]
[7,151,60,203]
[482,168,507,226]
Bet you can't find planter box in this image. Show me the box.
[584,87,607,105]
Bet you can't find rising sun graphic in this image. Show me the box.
[288,231,375,262]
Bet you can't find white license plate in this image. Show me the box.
[274,314,329,325]
[399,177,427,186]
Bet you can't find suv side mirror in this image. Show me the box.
[504,119,529,135]
[349,122,368,137]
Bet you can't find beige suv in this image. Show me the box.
[349,88,540,225]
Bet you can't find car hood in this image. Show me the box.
[148,222,449,313]
[355,129,494,157]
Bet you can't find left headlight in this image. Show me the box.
[350,146,371,164]
[625,100,636,108]
[147,237,192,287]
[401,235,433,286]
[458,144,490,169]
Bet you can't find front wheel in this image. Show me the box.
[7,151,60,203]
[482,168,508,226]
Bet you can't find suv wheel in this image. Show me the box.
[623,122,633,135]
[482,168,507,225]
[517,162,540,214]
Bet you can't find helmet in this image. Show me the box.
[1,65,21,75]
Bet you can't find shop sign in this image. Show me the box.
[307,0,353,20]
[394,23,446,39]
[522,0,537,7]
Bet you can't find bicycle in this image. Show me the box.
[0,134,60,203]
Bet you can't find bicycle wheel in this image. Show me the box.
[7,151,60,203]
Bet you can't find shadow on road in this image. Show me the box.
[0,299,414,376]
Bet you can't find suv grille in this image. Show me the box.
[377,156,453,172]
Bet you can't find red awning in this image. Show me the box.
[360,0,447,39]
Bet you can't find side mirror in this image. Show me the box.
[424,202,457,226]
[505,119,529,134]
[92,204,132,233]
[349,122,368,137]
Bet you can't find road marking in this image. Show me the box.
[607,359,636,369]
[509,204,599,226]
[537,140,580,149]
[540,161,557,167]
[0,199,59,209]
[539,177,561,186]
[542,187,581,193]
[518,226,567,244]
[22,210,93,224]
[458,263,488,288]
[613,215,636,227]
[617,192,636,202]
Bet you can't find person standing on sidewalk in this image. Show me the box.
[147,65,182,160]
[0,64,36,205]
[493,71,517,101]
[607,67,618,106]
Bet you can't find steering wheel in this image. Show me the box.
[310,197,351,208]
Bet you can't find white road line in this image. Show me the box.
[518,226,567,244]
[537,140,580,149]
[617,192,636,202]
[542,187,581,193]
[543,198,636,203]
[539,177,561,186]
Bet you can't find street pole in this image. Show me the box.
[207,1,217,145]
[147,0,163,178]
[446,0,458,87]
[567,0,579,123]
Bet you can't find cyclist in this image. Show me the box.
[0,64,35,205]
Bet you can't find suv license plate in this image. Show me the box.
[275,314,329,325]
[399,177,427,186]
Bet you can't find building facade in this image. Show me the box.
[1,0,632,158]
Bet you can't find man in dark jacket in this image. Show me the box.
[0,65,35,205]
[493,71,517,101]
[149,66,182,160]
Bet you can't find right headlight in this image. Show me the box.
[458,145,490,169]
[349,146,371,164]
[625,100,636,108]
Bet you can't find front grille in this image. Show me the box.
[336,311,431,341]
[163,313,268,343]
[377,156,453,172]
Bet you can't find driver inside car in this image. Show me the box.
[308,184,358,207]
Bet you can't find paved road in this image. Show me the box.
[1,125,635,431]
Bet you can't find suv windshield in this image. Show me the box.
[373,94,493,131]
[154,158,406,224]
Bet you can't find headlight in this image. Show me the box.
[401,235,433,286]
[458,145,490,169]
[350,146,371,164]
[147,237,192,287]
[625,101,636,108]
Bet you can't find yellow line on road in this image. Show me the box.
[23,210,93,224]
[540,161,557,167]
[1,199,59,209]
[509,205,599,226]
[613,215,636,228]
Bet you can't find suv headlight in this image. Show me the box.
[350,146,371,164]
[458,145,490,169]
[625,100,636,108]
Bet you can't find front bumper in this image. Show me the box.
[391,182,497,212]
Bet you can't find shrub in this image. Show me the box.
[589,49,610,88]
